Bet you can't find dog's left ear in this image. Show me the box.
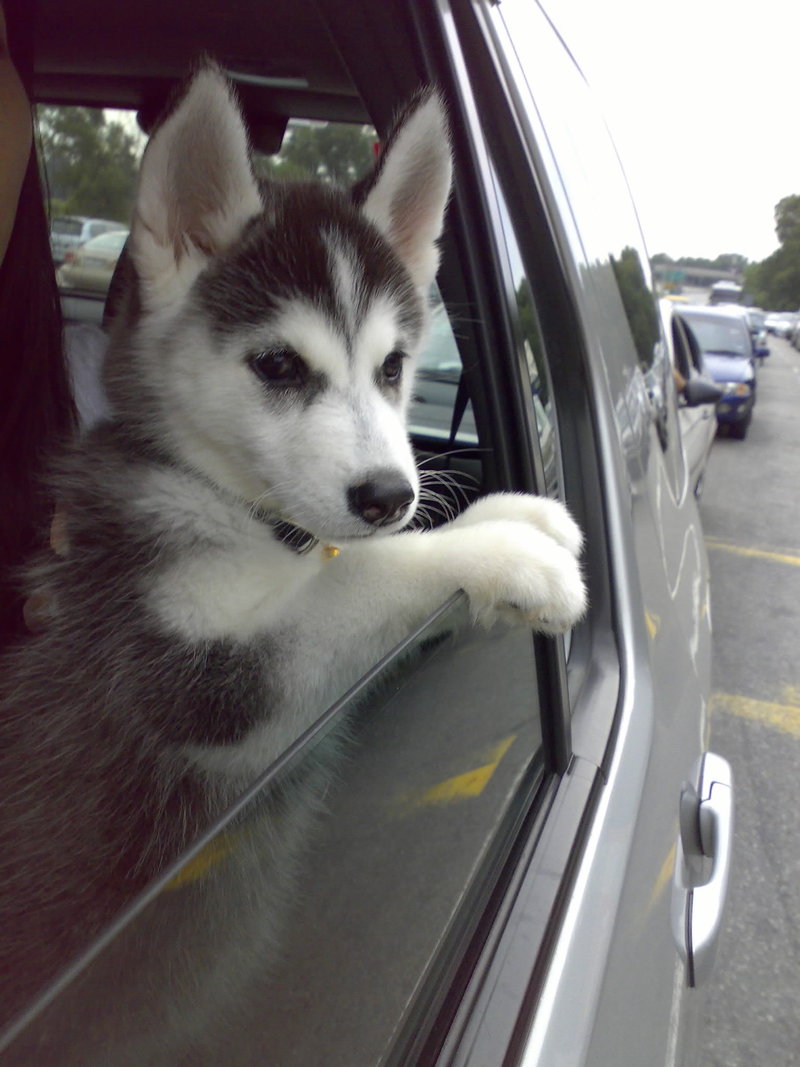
[356,89,452,292]
[131,62,262,312]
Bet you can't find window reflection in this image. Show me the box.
[609,247,660,373]
[4,599,545,1065]
[491,170,561,497]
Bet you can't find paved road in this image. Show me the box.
[698,336,800,1066]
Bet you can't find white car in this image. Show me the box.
[661,299,721,496]
[49,215,125,265]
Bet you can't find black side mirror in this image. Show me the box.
[683,378,723,407]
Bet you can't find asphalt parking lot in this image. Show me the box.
[698,336,800,1066]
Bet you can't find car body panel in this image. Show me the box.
[471,6,712,1062]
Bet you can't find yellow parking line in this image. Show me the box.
[705,538,800,568]
[711,691,800,738]
[395,735,516,813]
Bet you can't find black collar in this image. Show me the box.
[114,435,322,557]
[267,517,320,555]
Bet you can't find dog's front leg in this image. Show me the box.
[280,513,586,709]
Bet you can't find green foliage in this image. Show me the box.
[256,121,376,186]
[744,195,800,310]
[611,246,660,369]
[774,195,800,246]
[745,240,800,310]
[651,251,748,273]
[36,106,142,224]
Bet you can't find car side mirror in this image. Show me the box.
[683,378,723,407]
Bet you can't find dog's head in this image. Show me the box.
[106,64,452,542]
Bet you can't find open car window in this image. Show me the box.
[4,594,548,1063]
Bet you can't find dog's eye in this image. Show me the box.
[249,348,307,388]
[381,350,406,385]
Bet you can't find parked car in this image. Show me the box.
[764,312,794,337]
[661,299,721,496]
[49,215,126,265]
[56,229,129,294]
[744,307,770,359]
[4,2,731,1064]
[676,305,757,439]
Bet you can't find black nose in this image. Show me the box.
[348,471,415,527]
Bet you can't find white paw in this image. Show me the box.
[455,520,587,633]
[452,492,584,557]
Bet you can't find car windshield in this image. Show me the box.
[681,315,750,357]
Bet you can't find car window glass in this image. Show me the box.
[5,595,547,1064]
[13,100,561,1064]
[678,313,751,357]
[489,167,561,498]
[39,107,379,302]
[408,285,477,446]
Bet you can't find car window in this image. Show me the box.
[51,217,83,236]
[11,95,566,1064]
[679,313,751,357]
[408,285,477,446]
[5,593,548,1063]
[489,169,562,498]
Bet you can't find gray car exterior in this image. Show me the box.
[3,1,731,1064]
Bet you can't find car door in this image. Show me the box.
[664,303,718,495]
[436,2,731,1062]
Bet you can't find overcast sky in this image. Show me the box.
[549,0,797,263]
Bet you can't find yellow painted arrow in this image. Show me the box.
[395,735,517,814]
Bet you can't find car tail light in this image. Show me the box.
[64,249,76,264]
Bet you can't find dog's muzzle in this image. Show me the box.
[347,471,415,528]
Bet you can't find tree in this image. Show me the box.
[774,195,800,246]
[744,195,800,309]
[610,246,660,369]
[37,106,142,224]
[256,121,376,186]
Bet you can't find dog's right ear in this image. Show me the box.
[355,89,452,293]
[130,63,262,313]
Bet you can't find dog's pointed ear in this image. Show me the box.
[355,89,452,292]
[131,62,262,311]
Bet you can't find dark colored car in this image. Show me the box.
[677,306,757,439]
[2,2,732,1064]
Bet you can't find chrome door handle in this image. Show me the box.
[671,752,734,987]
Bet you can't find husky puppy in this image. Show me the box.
[0,65,586,1029]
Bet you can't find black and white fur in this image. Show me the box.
[0,65,586,1030]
